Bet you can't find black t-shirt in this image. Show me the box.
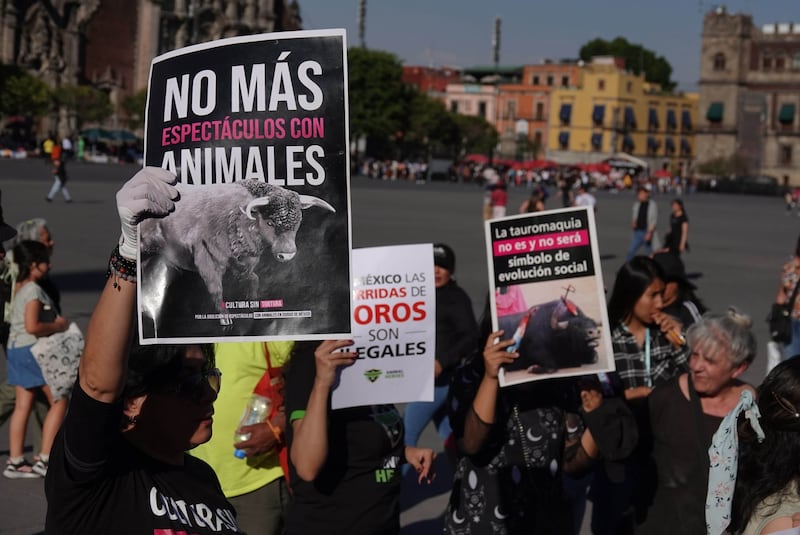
[636,200,650,230]
[284,348,405,535]
[643,377,722,534]
[435,281,478,386]
[45,384,241,535]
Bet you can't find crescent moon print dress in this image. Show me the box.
[444,355,587,535]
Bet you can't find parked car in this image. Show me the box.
[700,174,781,196]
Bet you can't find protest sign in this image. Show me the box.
[332,244,435,409]
[485,206,614,387]
[137,29,352,343]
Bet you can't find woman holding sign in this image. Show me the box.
[444,313,637,535]
[285,340,435,535]
[44,168,240,534]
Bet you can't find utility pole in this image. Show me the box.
[492,17,501,73]
[492,17,501,162]
[357,0,366,48]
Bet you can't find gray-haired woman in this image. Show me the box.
[640,308,756,534]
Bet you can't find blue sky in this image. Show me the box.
[298,0,800,92]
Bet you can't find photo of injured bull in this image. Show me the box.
[137,179,350,343]
[485,206,614,387]
[495,279,612,386]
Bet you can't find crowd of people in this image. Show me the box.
[1,162,799,535]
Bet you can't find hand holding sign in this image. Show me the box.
[314,339,356,388]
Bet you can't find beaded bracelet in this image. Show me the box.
[106,245,137,290]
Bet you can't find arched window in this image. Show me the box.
[713,53,726,71]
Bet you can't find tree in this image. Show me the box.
[121,89,147,130]
[452,113,498,156]
[55,84,112,129]
[579,37,676,91]
[401,90,459,159]
[347,47,408,159]
[0,64,52,118]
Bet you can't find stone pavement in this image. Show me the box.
[0,158,793,533]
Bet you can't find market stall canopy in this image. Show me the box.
[80,127,113,141]
[109,129,139,142]
[81,128,140,144]
[604,152,649,171]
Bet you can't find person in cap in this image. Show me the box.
[626,185,660,260]
[402,243,478,464]
[652,252,707,327]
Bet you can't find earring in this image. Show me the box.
[127,415,139,425]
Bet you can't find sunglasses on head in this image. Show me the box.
[160,368,222,400]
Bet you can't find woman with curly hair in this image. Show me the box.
[729,357,800,535]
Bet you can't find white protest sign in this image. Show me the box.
[332,244,435,409]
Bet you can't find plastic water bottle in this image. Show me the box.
[233,394,272,459]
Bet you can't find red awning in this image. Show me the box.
[576,162,611,174]
[463,153,489,164]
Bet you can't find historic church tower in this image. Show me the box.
[0,0,301,137]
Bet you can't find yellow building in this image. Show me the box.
[547,57,698,171]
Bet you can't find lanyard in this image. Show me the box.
[644,328,652,388]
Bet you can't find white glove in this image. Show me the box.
[116,167,179,260]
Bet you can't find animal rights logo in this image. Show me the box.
[364,369,383,383]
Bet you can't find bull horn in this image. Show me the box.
[550,311,568,331]
[239,196,271,220]
[298,194,335,213]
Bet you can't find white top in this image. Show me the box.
[575,192,597,207]
[8,281,54,348]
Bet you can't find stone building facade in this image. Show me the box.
[697,6,800,184]
[0,0,301,138]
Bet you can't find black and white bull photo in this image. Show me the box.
[498,296,601,374]
[139,179,335,328]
